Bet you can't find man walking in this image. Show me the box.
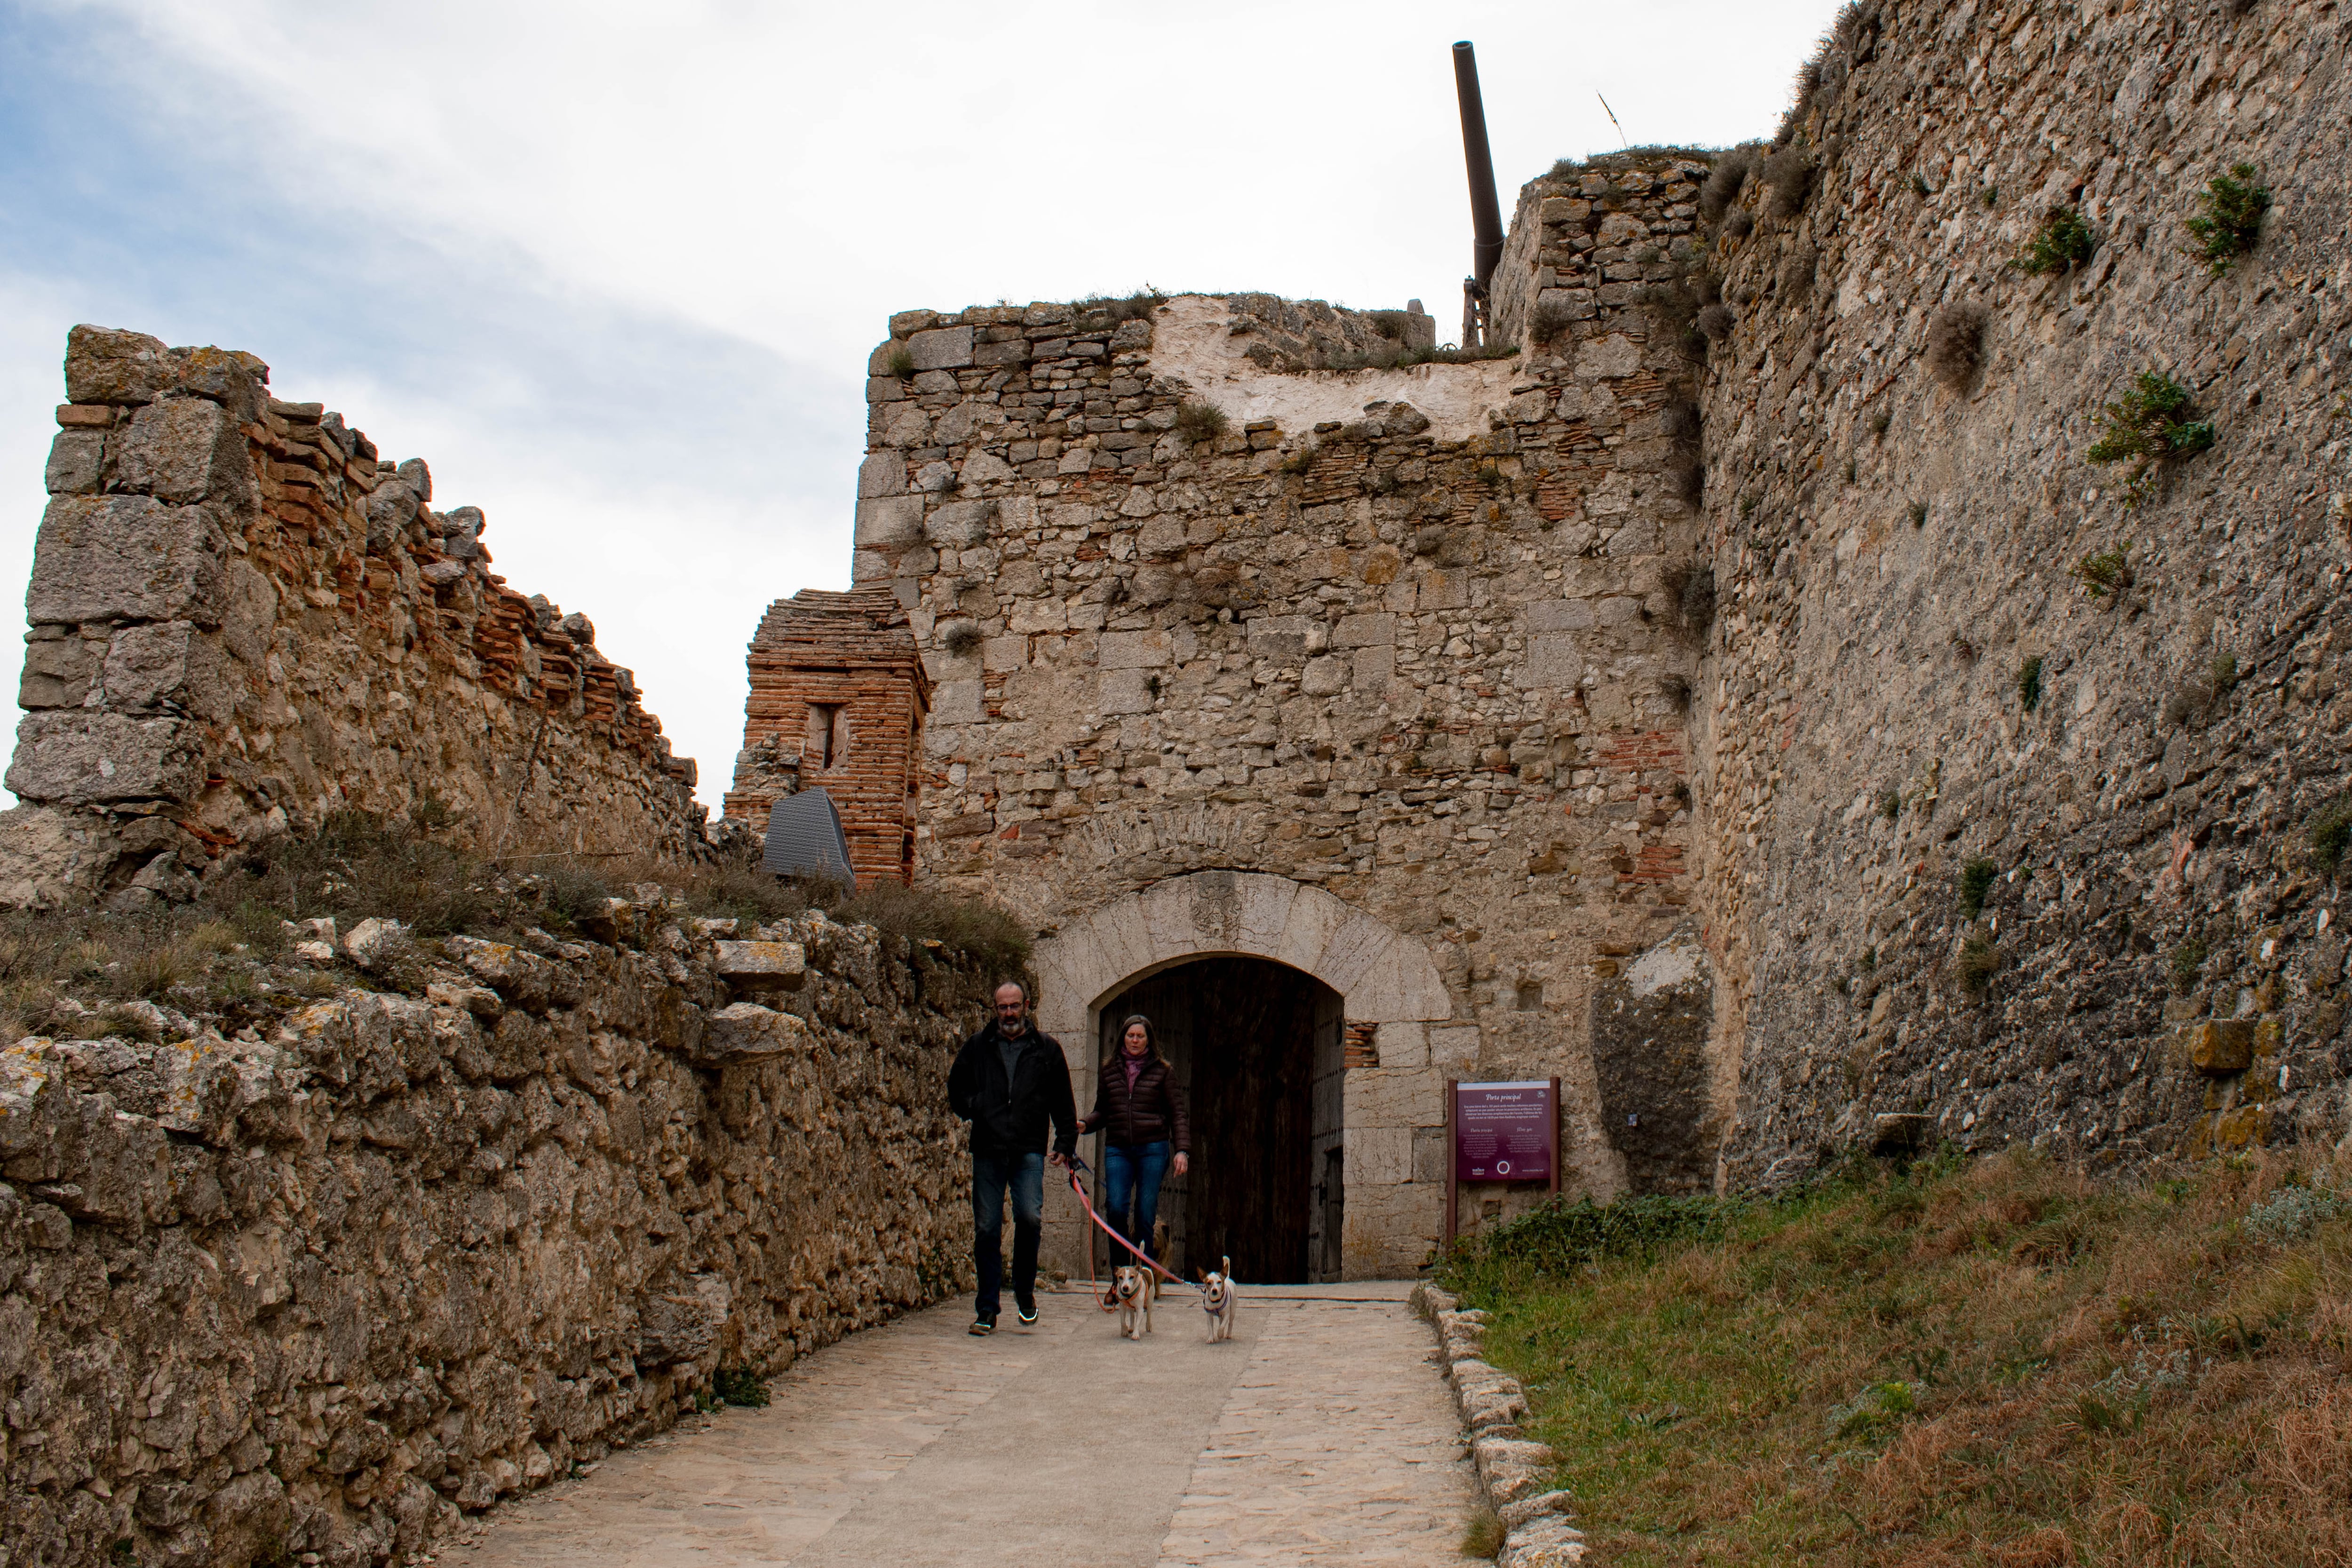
[947,981,1077,1335]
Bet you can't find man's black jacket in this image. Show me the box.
[947,1023,1078,1159]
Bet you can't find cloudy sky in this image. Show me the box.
[0,0,1842,811]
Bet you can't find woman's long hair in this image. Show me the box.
[1103,1012,1164,1070]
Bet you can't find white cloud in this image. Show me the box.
[4,0,1843,809]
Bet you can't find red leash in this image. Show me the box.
[1064,1154,1204,1302]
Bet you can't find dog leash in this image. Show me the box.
[1063,1154,1209,1301]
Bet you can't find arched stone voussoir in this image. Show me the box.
[1046,870,1452,1026]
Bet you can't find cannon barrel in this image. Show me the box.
[1452,41,1504,294]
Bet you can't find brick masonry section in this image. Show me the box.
[725,587,930,888]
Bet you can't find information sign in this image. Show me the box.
[1453,1080,1555,1182]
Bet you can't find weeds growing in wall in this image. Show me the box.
[1662,564,1717,646]
[1956,929,1998,998]
[2015,207,2097,275]
[1925,304,1988,394]
[1697,149,1754,226]
[1959,858,1999,920]
[939,621,985,657]
[2088,371,2215,499]
[1761,139,1816,219]
[2187,165,2272,275]
[2017,655,2044,712]
[1174,400,1229,444]
[2312,800,2352,876]
[2076,544,2132,599]
[1071,288,1167,323]
[2171,938,2209,993]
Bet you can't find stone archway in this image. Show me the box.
[1031,871,1460,1281]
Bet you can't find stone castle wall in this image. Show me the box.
[3,327,707,909]
[0,903,992,1568]
[840,165,1726,1272]
[1688,0,2352,1183]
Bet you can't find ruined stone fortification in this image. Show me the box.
[737,0,2352,1273]
[822,179,1716,1277]
[4,326,706,909]
[0,902,990,1567]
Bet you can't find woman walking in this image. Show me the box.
[1078,1014,1190,1283]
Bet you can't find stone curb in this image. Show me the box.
[1412,1283,1588,1566]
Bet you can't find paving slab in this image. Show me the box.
[455,1282,1469,1567]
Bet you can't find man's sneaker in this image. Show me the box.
[1016,1297,1038,1326]
[969,1314,997,1337]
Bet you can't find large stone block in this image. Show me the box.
[926,499,996,547]
[27,495,228,627]
[2182,1019,2254,1075]
[108,393,244,505]
[1520,634,1583,688]
[1097,630,1172,669]
[1575,333,1643,380]
[101,621,227,716]
[64,324,175,405]
[44,430,104,494]
[1346,1066,1445,1129]
[857,452,908,498]
[907,326,975,371]
[4,710,204,804]
[1347,1124,1414,1186]
[695,1002,811,1063]
[853,495,924,550]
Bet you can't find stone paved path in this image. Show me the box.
[456,1282,1469,1567]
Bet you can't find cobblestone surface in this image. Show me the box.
[455,1283,1468,1567]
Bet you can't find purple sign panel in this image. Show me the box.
[1454,1080,1554,1182]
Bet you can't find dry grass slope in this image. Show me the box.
[1442,1150,2352,1566]
[0,810,1030,1043]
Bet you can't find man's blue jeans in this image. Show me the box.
[971,1149,1044,1319]
[1102,1141,1172,1266]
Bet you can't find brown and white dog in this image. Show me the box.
[1112,1265,1153,1340]
[1201,1256,1237,1343]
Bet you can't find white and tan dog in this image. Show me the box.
[1112,1265,1153,1340]
[1201,1256,1237,1343]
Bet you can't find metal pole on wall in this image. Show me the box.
[1444,1078,1459,1250]
[1547,1076,1562,1197]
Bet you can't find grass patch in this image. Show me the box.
[2017,655,2043,713]
[712,1367,771,1408]
[1440,1149,2352,1566]
[1460,1504,1506,1558]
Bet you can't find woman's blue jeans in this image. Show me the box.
[1102,1141,1172,1264]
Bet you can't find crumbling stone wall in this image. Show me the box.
[1686,0,2352,1181]
[4,326,706,910]
[0,901,990,1567]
